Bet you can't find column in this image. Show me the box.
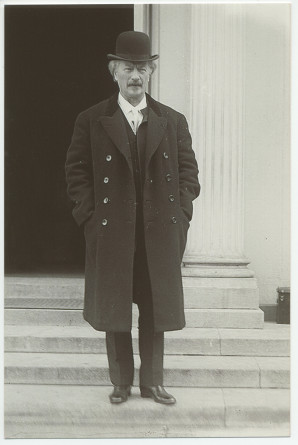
[136,4,255,279]
[184,4,253,278]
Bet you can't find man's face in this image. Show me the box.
[114,61,151,104]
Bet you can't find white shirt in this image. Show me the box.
[118,93,147,134]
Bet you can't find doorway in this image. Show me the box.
[5,5,134,274]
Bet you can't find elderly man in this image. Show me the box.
[65,31,200,405]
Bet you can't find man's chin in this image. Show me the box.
[127,91,144,99]
[121,89,145,104]
[128,87,142,94]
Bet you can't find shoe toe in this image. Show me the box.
[109,386,131,404]
[140,386,176,404]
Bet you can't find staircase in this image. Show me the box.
[4,276,290,438]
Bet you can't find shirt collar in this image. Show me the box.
[118,92,147,115]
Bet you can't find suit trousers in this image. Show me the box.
[106,209,164,387]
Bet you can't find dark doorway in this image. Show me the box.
[5,5,134,274]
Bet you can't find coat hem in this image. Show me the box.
[83,311,185,333]
[83,311,132,332]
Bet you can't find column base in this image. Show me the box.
[182,257,254,278]
[181,260,264,329]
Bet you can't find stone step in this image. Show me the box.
[4,323,290,356]
[4,352,290,388]
[5,307,264,329]
[4,385,290,438]
[5,275,259,309]
[4,294,259,310]
[4,297,83,309]
[183,276,259,308]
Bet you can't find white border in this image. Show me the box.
[0,1,296,445]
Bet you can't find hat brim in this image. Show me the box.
[107,53,159,62]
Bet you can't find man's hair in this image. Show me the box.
[108,60,157,79]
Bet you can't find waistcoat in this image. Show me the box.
[121,108,148,205]
[120,107,148,248]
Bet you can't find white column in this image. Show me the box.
[184,4,250,275]
[135,4,255,279]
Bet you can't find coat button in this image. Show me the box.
[102,219,108,226]
[169,194,175,202]
[103,197,110,204]
[171,216,177,224]
[163,152,169,159]
[104,177,109,183]
[106,155,112,161]
[166,174,172,182]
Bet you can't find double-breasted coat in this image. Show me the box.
[65,92,200,332]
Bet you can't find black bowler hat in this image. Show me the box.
[107,31,159,62]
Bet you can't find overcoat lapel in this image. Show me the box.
[145,104,167,170]
[98,108,133,175]
[97,92,167,174]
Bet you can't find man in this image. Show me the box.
[65,31,200,405]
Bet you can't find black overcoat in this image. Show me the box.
[65,92,200,332]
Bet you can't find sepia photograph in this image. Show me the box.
[2,0,292,440]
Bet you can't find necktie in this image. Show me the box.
[130,108,142,134]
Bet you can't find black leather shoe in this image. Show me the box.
[109,385,131,404]
[140,385,176,405]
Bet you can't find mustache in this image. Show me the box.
[128,82,142,86]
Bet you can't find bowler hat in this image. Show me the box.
[107,31,159,62]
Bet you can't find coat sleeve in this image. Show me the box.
[177,113,201,221]
[65,111,94,227]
